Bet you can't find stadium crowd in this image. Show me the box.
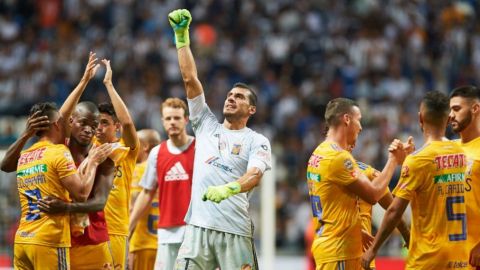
[0,0,478,258]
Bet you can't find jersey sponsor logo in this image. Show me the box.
[308,154,322,168]
[17,175,46,188]
[165,162,189,181]
[18,147,46,166]
[307,171,321,182]
[447,261,468,269]
[434,173,465,184]
[256,150,271,162]
[18,231,36,238]
[231,144,242,155]
[218,140,227,150]
[343,159,354,171]
[17,164,47,178]
[434,154,466,170]
[205,156,234,173]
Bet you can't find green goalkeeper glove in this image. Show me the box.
[168,9,192,49]
[202,182,241,203]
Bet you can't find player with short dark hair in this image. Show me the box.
[169,9,272,269]
[362,91,469,270]
[307,97,409,270]
[449,85,480,268]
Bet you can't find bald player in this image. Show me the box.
[128,129,161,270]
[38,102,116,269]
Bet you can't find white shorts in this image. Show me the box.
[175,225,258,270]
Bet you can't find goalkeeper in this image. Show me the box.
[169,8,272,270]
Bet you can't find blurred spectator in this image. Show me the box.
[0,0,476,257]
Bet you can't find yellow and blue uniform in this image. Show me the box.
[14,140,77,269]
[307,141,362,270]
[393,141,469,270]
[103,138,139,269]
[129,161,158,270]
[458,137,480,269]
[357,161,383,270]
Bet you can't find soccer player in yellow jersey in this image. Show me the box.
[96,59,139,270]
[356,159,410,270]
[307,98,408,270]
[128,129,161,270]
[10,102,109,269]
[449,85,480,268]
[362,91,469,270]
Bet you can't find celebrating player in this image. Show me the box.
[362,91,469,269]
[306,97,408,270]
[96,59,140,270]
[449,85,480,268]
[169,9,272,269]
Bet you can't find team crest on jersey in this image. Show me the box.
[401,165,409,177]
[231,144,242,155]
[343,159,354,171]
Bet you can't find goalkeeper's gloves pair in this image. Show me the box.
[202,182,241,203]
[168,9,192,49]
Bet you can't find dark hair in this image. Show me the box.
[77,101,99,115]
[98,102,118,122]
[324,98,358,127]
[422,90,450,126]
[233,82,257,107]
[29,102,58,136]
[450,85,480,101]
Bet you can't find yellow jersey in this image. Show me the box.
[15,140,77,247]
[356,161,381,234]
[458,137,480,260]
[393,141,469,270]
[104,139,140,236]
[129,161,158,252]
[307,141,362,263]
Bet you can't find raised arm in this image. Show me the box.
[1,111,49,172]
[101,59,138,149]
[59,52,99,131]
[38,159,115,213]
[168,9,204,99]
[346,139,407,204]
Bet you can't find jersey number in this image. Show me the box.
[147,215,158,235]
[446,196,467,241]
[25,188,42,221]
[147,202,159,235]
[310,195,322,219]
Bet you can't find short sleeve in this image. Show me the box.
[54,146,77,179]
[393,156,424,201]
[139,145,160,190]
[187,94,219,134]
[330,151,358,186]
[247,135,272,173]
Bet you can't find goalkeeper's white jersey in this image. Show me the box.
[185,94,272,237]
